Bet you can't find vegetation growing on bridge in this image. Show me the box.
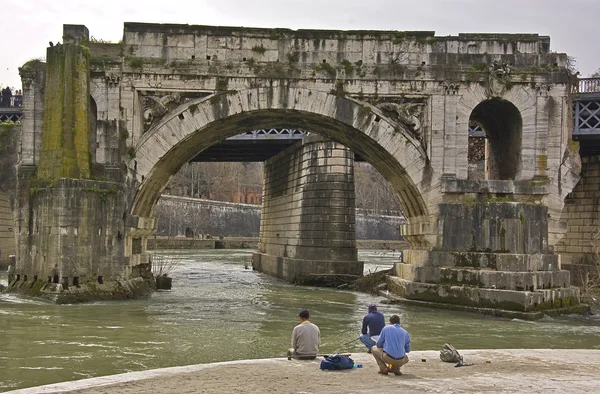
[251,44,266,55]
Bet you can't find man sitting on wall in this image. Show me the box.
[288,310,320,360]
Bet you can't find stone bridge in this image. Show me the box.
[2,23,590,315]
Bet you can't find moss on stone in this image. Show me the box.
[38,43,91,180]
[286,52,300,64]
[314,62,336,79]
[251,44,266,55]
[20,58,45,71]
[341,59,354,75]
[469,62,488,72]
[215,78,228,91]
[128,58,144,69]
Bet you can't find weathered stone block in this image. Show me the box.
[387,277,581,313]
[437,202,549,254]
[252,253,363,286]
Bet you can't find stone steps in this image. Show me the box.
[387,276,582,313]
[394,263,571,291]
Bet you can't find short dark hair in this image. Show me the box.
[298,310,310,319]
[390,315,400,324]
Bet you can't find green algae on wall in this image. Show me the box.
[38,43,91,180]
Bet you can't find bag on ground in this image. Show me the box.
[319,354,355,370]
[440,343,463,363]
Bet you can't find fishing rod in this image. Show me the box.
[333,337,359,353]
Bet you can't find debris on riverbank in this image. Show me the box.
[345,269,390,294]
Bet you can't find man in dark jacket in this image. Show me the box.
[359,303,385,353]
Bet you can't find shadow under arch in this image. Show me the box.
[470,98,523,180]
[130,88,434,237]
[89,95,98,165]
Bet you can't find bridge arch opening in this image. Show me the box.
[469,98,522,180]
[129,88,434,252]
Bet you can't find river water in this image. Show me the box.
[1,249,600,392]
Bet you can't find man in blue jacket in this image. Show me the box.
[371,314,410,375]
[359,304,385,353]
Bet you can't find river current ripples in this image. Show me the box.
[1,249,600,392]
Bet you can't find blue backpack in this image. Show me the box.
[319,354,355,370]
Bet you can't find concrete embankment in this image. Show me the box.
[147,237,409,251]
[6,349,600,393]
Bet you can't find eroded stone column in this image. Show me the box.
[253,136,363,285]
[9,26,150,302]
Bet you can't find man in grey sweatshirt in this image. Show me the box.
[288,310,320,360]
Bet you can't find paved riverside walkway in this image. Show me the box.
[7,349,600,394]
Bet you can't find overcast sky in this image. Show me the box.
[2,0,598,89]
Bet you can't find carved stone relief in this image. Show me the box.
[486,60,512,97]
[376,101,425,140]
[141,93,182,131]
[140,92,211,133]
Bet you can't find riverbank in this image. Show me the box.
[146,236,409,251]
[7,349,600,393]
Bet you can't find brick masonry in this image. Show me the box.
[556,155,600,268]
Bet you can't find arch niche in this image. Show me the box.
[88,95,98,166]
[469,98,523,180]
[129,87,434,248]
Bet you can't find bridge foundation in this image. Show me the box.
[393,200,585,315]
[6,28,154,302]
[252,136,363,285]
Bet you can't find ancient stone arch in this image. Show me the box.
[456,84,539,181]
[7,23,587,315]
[129,88,435,241]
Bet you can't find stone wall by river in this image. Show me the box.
[155,195,404,240]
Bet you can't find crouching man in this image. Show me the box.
[288,310,320,360]
[371,314,410,375]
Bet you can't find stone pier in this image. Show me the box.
[7,26,154,302]
[252,136,363,285]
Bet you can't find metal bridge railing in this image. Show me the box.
[573,77,600,94]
